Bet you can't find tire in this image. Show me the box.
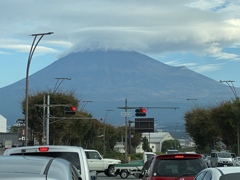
[120,170,129,179]
[106,165,117,177]
[104,170,109,177]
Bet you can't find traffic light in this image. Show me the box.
[135,108,146,116]
[64,106,77,115]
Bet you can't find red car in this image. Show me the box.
[140,153,207,180]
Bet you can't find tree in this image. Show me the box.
[184,99,240,154]
[9,125,18,133]
[142,136,151,152]
[162,139,181,153]
[21,90,133,152]
[185,108,217,153]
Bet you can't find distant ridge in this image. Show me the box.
[0,50,236,126]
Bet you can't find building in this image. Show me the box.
[113,131,174,154]
[136,132,174,153]
[113,142,125,154]
[0,115,7,133]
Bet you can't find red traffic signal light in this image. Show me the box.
[64,106,77,115]
[135,108,146,116]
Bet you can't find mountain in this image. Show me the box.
[0,50,237,127]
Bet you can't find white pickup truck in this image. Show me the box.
[84,149,121,177]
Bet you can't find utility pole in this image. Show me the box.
[46,95,50,145]
[128,120,134,154]
[42,95,46,145]
[103,109,114,156]
[124,99,128,162]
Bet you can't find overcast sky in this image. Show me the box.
[1,0,240,90]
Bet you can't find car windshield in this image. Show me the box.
[152,158,206,177]
[218,153,232,158]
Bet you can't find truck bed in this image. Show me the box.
[115,160,144,169]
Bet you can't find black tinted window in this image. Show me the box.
[152,158,206,177]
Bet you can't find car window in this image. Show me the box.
[71,164,81,180]
[87,151,100,159]
[195,171,207,180]
[152,158,206,177]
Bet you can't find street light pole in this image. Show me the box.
[81,100,93,110]
[25,32,53,146]
[53,77,71,93]
[219,80,239,155]
[186,98,199,108]
[103,109,114,156]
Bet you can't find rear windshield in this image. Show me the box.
[152,158,206,177]
[9,152,80,172]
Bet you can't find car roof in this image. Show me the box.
[4,145,83,154]
[0,155,70,172]
[214,167,240,174]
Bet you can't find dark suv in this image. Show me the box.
[140,153,207,180]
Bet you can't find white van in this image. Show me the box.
[3,145,91,180]
[210,151,234,167]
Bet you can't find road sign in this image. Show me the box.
[135,118,154,133]
[121,112,132,117]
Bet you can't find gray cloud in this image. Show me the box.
[1,0,240,61]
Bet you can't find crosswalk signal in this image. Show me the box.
[135,108,146,117]
[64,106,77,115]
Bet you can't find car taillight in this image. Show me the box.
[175,155,184,158]
[38,147,49,152]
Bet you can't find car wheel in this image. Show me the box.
[120,170,129,179]
[107,165,117,177]
[104,170,110,176]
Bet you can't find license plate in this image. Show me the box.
[224,165,227,167]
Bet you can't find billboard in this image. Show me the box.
[135,118,154,133]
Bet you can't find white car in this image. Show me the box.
[0,155,81,180]
[194,167,240,180]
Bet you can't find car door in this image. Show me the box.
[86,151,103,171]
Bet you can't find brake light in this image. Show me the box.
[39,147,49,152]
[175,155,184,158]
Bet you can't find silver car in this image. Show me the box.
[0,155,81,180]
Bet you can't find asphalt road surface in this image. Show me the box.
[96,173,138,180]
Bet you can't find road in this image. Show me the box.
[97,173,138,180]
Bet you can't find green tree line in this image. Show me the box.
[184,98,240,155]
[15,91,142,155]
